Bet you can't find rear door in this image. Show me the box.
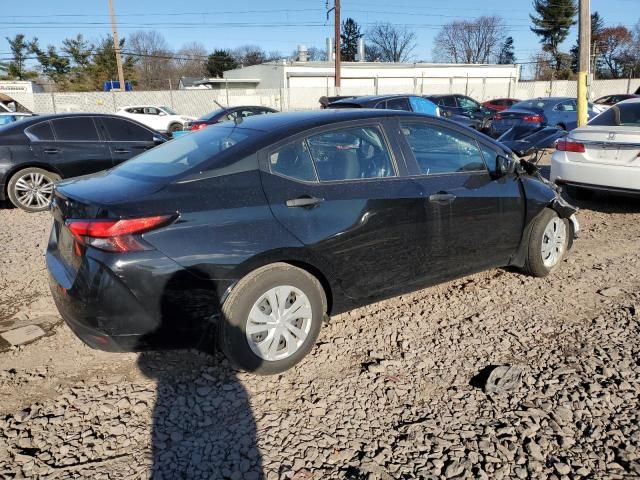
[33,117,112,178]
[259,119,429,299]
[397,119,524,278]
[97,117,159,165]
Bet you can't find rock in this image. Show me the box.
[554,462,571,475]
[0,325,46,346]
[598,287,623,297]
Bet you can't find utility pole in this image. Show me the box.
[334,0,341,88]
[577,0,590,127]
[108,0,126,91]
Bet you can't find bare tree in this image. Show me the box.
[233,45,267,66]
[175,41,208,79]
[598,26,633,78]
[127,30,174,89]
[433,16,505,64]
[366,23,417,62]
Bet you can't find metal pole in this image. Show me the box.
[168,79,175,109]
[50,91,57,114]
[334,0,341,88]
[225,79,230,106]
[577,0,590,127]
[108,0,126,91]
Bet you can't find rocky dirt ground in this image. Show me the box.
[0,166,639,479]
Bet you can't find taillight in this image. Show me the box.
[66,215,176,253]
[190,123,207,131]
[556,140,585,153]
[523,114,543,123]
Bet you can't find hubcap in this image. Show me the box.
[14,172,55,209]
[246,285,312,362]
[541,217,567,268]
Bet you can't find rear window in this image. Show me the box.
[51,117,99,141]
[589,102,640,127]
[199,108,225,121]
[111,125,258,180]
[511,99,547,111]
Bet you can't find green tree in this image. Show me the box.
[530,0,577,72]
[497,37,516,64]
[206,50,238,78]
[29,39,71,85]
[61,34,95,90]
[87,36,136,90]
[5,34,35,80]
[341,18,363,61]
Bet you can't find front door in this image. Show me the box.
[260,121,428,300]
[397,119,524,280]
[96,117,159,165]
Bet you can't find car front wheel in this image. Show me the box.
[7,167,61,212]
[523,208,570,277]
[219,263,326,375]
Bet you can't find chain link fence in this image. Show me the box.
[8,77,640,117]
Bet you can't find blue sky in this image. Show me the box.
[1,0,638,64]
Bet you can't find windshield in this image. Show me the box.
[160,106,178,115]
[112,125,259,181]
[589,102,640,127]
[511,99,547,111]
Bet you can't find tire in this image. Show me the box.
[7,167,61,213]
[555,123,567,131]
[523,208,570,277]
[219,263,327,375]
[167,123,183,133]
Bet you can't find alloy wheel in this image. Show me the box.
[13,172,56,210]
[541,217,566,268]
[246,285,313,362]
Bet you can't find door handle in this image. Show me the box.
[286,196,324,208]
[428,193,456,204]
[113,149,130,154]
[43,148,59,154]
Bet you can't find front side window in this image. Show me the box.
[270,141,317,182]
[555,101,576,112]
[307,126,395,181]
[144,107,161,115]
[101,117,154,142]
[400,122,487,175]
[160,106,177,115]
[51,117,99,141]
[457,96,480,110]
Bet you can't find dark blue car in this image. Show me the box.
[490,97,598,137]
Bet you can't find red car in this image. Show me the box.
[482,98,520,112]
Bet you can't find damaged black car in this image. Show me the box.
[46,110,578,374]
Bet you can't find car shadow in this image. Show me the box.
[561,190,640,214]
[136,269,264,479]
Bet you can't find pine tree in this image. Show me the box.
[340,18,363,62]
[497,37,516,64]
[5,34,33,80]
[530,0,577,72]
[206,50,238,78]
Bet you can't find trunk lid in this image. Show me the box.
[570,126,640,165]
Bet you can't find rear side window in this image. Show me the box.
[25,121,54,141]
[51,117,99,141]
[441,96,457,107]
[307,126,395,181]
[589,102,640,127]
[270,141,317,182]
[556,101,576,112]
[386,97,411,111]
[101,117,154,142]
[409,97,438,115]
[400,122,487,175]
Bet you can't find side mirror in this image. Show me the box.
[158,111,167,116]
[442,110,452,118]
[152,136,165,145]
[496,155,512,176]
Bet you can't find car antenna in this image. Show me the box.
[212,98,241,125]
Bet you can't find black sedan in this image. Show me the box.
[47,110,579,374]
[425,94,494,131]
[0,114,167,212]
[189,106,278,131]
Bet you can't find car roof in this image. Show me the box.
[617,97,640,105]
[330,94,416,105]
[120,105,164,108]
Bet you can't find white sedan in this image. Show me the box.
[116,105,195,134]
[551,98,640,197]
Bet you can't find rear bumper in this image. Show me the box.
[551,151,640,193]
[46,227,231,352]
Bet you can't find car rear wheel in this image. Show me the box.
[219,263,326,375]
[168,123,183,133]
[523,208,569,277]
[7,167,61,212]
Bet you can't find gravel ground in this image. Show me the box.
[0,178,640,479]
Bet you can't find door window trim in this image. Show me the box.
[396,119,493,178]
[263,120,403,185]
